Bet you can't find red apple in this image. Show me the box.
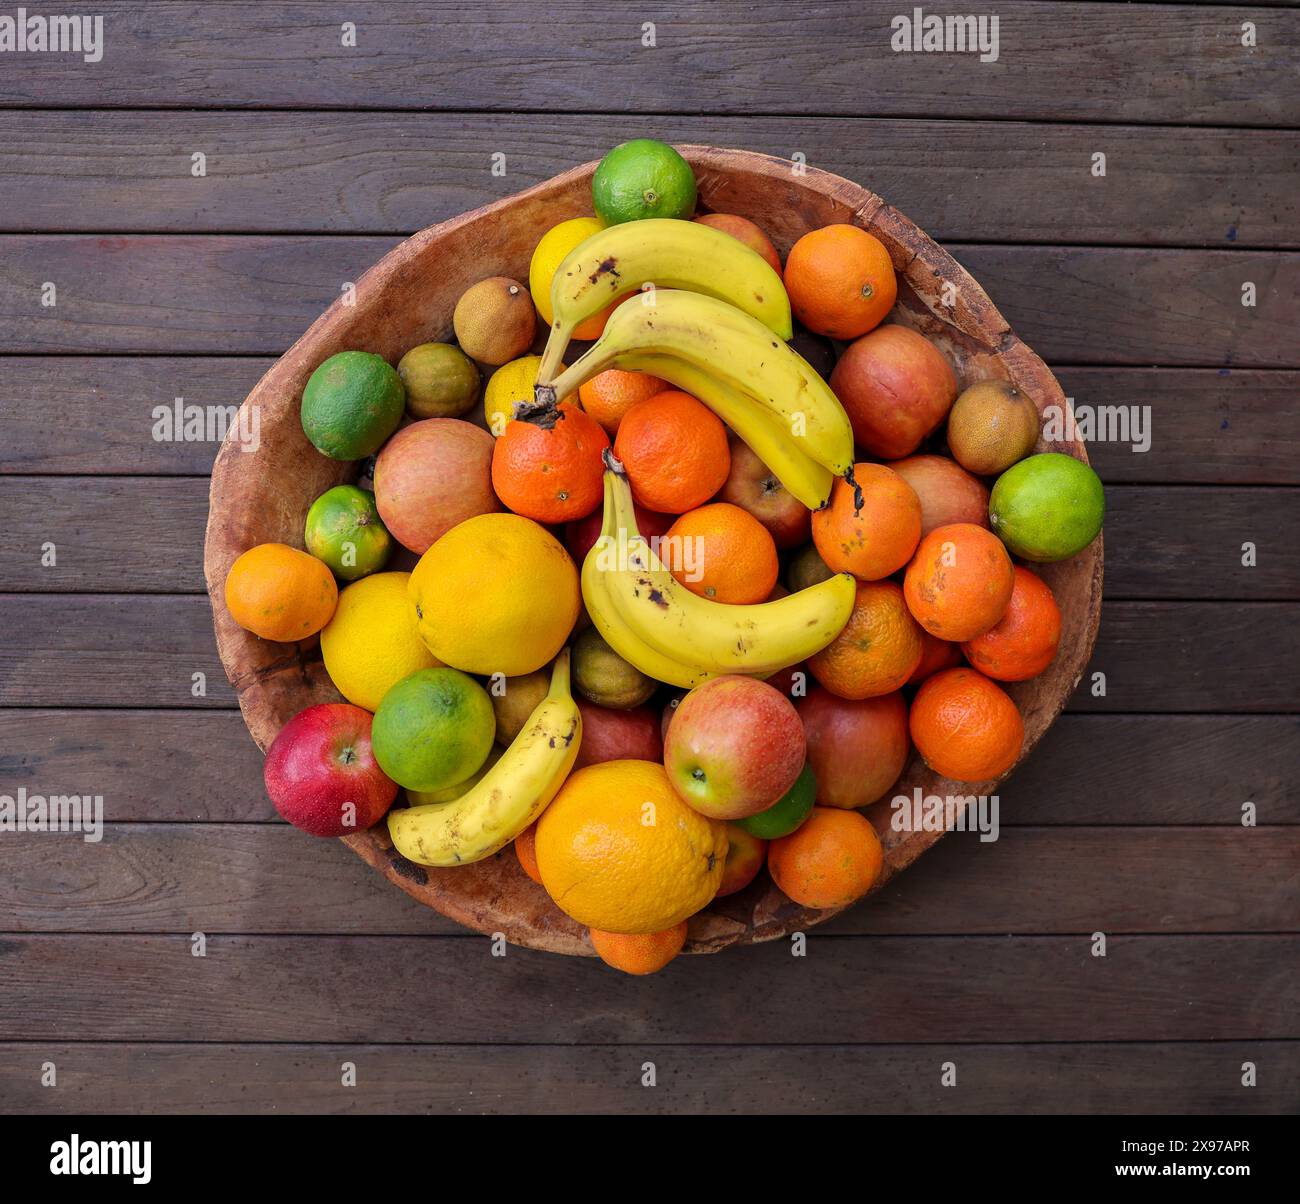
[716,823,767,896]
[565,501,672,564]
[830,325,958,460]
[665,675,805,819]
[887,454,990,537]
[718,438,811,549]
[373,418,499,554]
[263,703,398,837]
[797,687,910,809]
[693,213,782,275]
[574,700,664,769]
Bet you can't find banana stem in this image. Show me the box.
[548,647,572,699]
[534,328,571,390]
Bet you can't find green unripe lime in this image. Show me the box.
[304,484,392,581]
[989,452,1105,562]
[301,350,405,461]
[736,763,817,840]
[371,668,496,792]
[592,139,697,225]
[397,342,480,419]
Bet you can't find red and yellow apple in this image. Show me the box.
[718,438,811,549]
[574,700,663,769]
[716,823,767,896]
[798,686,910,809]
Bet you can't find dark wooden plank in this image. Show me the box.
[0,237,1295,367]
[2,111,1296,248]
[0,2,1294,126]
[0,824,1291,936]
[5,478,1296,599]
[0,596,1293,711]
[0,934,1290,1042]
[7,711,1293,825]
[1,1041,1291,1114]
[5,360,1296,484]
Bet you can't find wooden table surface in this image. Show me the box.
[0,2,1297,1114]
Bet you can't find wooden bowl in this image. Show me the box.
[204,147,1102,956]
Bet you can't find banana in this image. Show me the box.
[535,218,791,383]
[387,651,581,867]
[541,289,855,476]
[614,350,834,510]
[584,456,856,679]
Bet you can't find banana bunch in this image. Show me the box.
[388,651,580,867]
[535,218,791,384]
[582,458,856,689]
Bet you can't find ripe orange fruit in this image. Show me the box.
[811,462,921,580]
[908,630,964,686]
[903,522,1015,642]
[784,224,897,340]
[809,580,924,699]
[225,542,338,642]
[491,400,610,524]
[589,921,688,975]
[613,390,731,514]
[662,502,779,603]
[577,368,670,435]
[909,667,1024,782]
[961,566,1061,681]
[767,806,884,909]
[514,822,543,885]
[694,213,783,275]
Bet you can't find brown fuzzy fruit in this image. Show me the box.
[946,380,1041,475]
[453,276,536,366]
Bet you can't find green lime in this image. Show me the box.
[989,452,1105,562]
[372,668,496,792]
[407,747,502,805]
[397,342,480,419]
[592,139,697,225]
[304,484,392,581]
[301,350,405,461]
[736,763,816,840]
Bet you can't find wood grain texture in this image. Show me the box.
[0,2,1294,125]
[5,359,1296,483]
[1,596,1291,712]
[1,237,1295,366]
[6,710,1293,825]
[0,824,1292,936]
[2,110,1296,248]
[4,477,1293,598]
[2,1041,1293,1115]
[0,933,1291,1043]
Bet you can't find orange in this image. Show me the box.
[514,822,543,885]
[491,400,610,524]
[809,580,924,699]
[589,922,688,975]
[534,759,727,934]
[613,390,731,514]
[784,224,897,340]
[909,667,1024,782]
[962,566,1061,681]
[693,213,783,275]
[662,502,779,603]
[908,630,964,686]
[225,542,338,642]
[811,462,921,580]
[767,806,884,909]
[578,368,670,435]
[903,522,1015,642]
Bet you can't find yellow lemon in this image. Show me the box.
[535,760,728,934]
[528,215,617,337]
[483,354,575,437]
[408,513,579,676]
[320,571,440,711]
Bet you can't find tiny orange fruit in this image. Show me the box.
[908,630,964,686]
[809,580,924,699]
[903,522,1015,642]
[514,822,543,886]
[491,400,610,524]
[589,921,689,975]
[961,566,1062,681]
[811,462,921,580]
[662,502,779,604]
[577,368,671,435]
[613,390,731,514]
[767,806,884,910]
[225,542,338,642]
[784,224,897,340]
[909,667,1024,782]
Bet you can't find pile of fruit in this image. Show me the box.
[225,140,1104,975]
